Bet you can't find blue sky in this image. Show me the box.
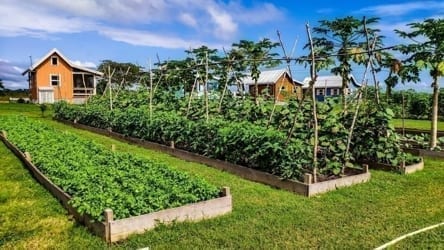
[0,0,443,90]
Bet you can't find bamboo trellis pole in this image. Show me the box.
[306,23,319,183]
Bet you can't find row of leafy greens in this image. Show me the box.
[53,91,418,180]
[0,115,220,221]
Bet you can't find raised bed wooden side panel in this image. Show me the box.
[107,188,232,242]
[306,170,371,197]
[395,128,444,137]
[403,148,444,159]
[55,120,371,197]
[364,157,424,175]
[403,159,424,174]
[0,131,231,243]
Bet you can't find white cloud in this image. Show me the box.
[0,0,284,48]
[71,60,97,68]
[12,66,24,72]
[179,13,197,28]
[99,27,220,49]
[0,60,28,89]
[231,3,284,24]
[29,0,170,23]
[358,1,444,16]
[0,1,97,37]
[206,6,238,40]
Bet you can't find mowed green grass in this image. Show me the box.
[393,118,444,131]
[0,103,443,249]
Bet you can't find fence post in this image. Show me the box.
[304,173,313,185]
[363,164,369,173]
[104,208,114,242]
[24,152,32,162]
[222,187,230,197]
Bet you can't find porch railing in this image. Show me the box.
[73,88,94,97]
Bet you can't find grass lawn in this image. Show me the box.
[393,118,444,131]
[1,103,443,249]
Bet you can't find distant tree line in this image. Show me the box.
[365,87,444,120]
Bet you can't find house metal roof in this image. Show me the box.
[241,68,302,85]
[22,48,103,76]
[302,75,359,88]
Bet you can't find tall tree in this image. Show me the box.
[154,58,195,92]
[232,38,280,104]
[97,60,143,93]
[0,79,4,92]
[185,46,220,121]
[185,45,220,91]
[310,16,380,110]
[395,18,444,148]
[224,47,250,96]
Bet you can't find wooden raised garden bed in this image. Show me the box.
[395,128,444,137]
[0,131,232,243]
[57,119,371,197]
[403,148,444,159]
[361,157,424,174]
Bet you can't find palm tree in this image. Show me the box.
[395,18,444,148]
[232,38,280,104]
[310,16,380,110]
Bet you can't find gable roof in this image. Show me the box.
[302,74,360,89]
[241,68,302,86]
[22,48,103,76]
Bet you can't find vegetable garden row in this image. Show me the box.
[0,115,225,224]
[53,91,421,182]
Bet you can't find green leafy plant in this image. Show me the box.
[39,104,48,117]
[0,115,219,221]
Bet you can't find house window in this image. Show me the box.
[316,88,325,96]
[50,74,60,86]
[51,56,58,65]
[331,88,340,96]
[280,86,287,92]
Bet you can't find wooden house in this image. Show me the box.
[241,69,302,101]
[22,48,103,104]
[302,75,359,101]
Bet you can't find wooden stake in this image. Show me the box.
[81,73,88,105]
[363,16,380,105]
[114,66,131,99]
[149,58,153,122]
[306,23,319,183]
[344,37,377,173]
[104,208,113,222]
[204,51,209,122]
[24,152,32,162]
[402,91,406,136]
[186,77,198,116]
[107,66,115,111]
[218,48,233,112]
[304,173,313,184]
